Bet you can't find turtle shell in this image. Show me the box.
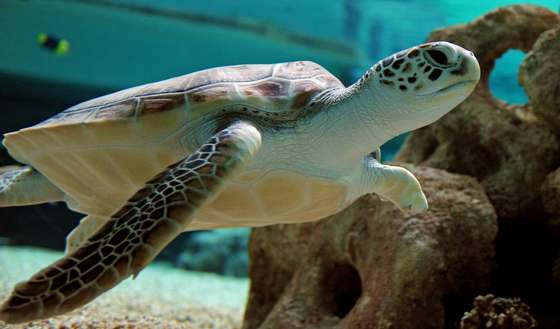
[35,61,342,127]
[3,61,344,217]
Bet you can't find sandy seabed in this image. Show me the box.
[0,247,249,329]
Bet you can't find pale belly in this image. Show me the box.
[60,162,349,230]
[5,118,351,230]
[188,169,349,230]
[10,141,349,230]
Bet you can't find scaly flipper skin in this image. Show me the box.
[363,155,428,213]
[0,121,262,324]
[0,166,64,206]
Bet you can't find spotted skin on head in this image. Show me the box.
[366,42,470,93]
[0,121,261,324]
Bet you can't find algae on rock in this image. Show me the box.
[460,294,537,329]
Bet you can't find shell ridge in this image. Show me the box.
[54,62,335,115]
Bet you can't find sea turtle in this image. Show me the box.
[0,41,479,324]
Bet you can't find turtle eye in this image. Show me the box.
[426,49,449,66]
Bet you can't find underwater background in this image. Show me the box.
[1,1,559,328]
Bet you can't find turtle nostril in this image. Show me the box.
[426,49,449,66]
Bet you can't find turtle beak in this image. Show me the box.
[450,48,480,83]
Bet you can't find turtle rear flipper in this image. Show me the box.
[0,121,262,324]
[0,166,64,207]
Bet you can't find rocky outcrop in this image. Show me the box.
[520,27,560,134]
[396,5,560,220]
[521,28,560,270]
[243,166,497,329]
[395,8,560,325]
[460,294,537,329]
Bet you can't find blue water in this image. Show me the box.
[490,49,529,104]
[1,0,556,93]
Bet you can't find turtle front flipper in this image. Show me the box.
[362,154,428,213]
[0,166,64,207]
[0,121,262,324]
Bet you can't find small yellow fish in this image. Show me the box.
[37,32,70,55]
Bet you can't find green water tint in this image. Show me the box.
[0,0,555,278]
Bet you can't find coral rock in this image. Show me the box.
[243,166,497,329]
[396,5,560,220]
[460,294,537,329]
[520,27,560,134]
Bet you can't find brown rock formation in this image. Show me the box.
[460,294,537,329]
[520,27,560,134]
[243,166,497,329]
[396,5,560,220]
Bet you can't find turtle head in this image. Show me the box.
[360,41,480,137]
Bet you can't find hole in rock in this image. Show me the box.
[322,263,362,318]
[489,49,528,104]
